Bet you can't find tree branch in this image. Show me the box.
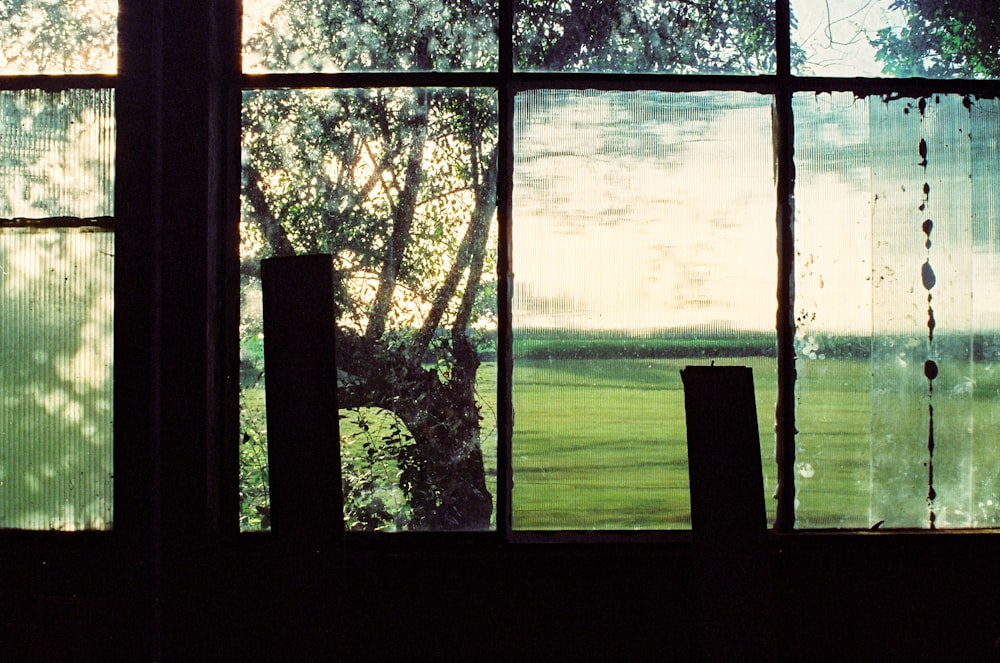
[244,165,296,257]
[452,146,498,337]
[364,90,430,342]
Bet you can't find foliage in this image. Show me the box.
[0,0,116,74]
[515,0,791,73]
[340,408,414,531]
[244,0,496,71]
[242,81,499,529]
[238,384,271,531]
[873,0,1000,77]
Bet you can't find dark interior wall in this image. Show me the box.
[2,535,1000,661]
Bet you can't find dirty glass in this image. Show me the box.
[792,0,1000,79]
[0,90,115,219]
[0,89,115,530]
[516,0,775,74]
[0,0,117,74]
[794,92,1000,529]
[240,88,498,531]
[242,0,497,73]
[512,90,777,530]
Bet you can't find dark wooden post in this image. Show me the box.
[261,253,343,659]
[261,253,343,540]
[681,365,776,661]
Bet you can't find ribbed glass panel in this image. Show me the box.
[512,90,777,530]
[0,88,114,530]
[794,93,1000,528]
[0,89,115,219]
[0,229,114,530]
[792,92,874,528]
[0,0,116,74]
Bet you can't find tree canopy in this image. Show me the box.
[515,0,779,73]
[873,0,1000,78]
[0,0,115,74]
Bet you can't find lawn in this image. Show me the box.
[241,340,1000,531]
[511,356,778,530]
[514,352,1000,530]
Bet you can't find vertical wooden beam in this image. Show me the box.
[682,365,775,661]
[113,1,156,658]
[261,253,343,660]
[260,254,343,540]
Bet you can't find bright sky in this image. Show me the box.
[792,0,904,76]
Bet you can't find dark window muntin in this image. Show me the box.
[234,2,1000,540]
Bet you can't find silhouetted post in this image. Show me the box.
[681,365,775,661]
[261,253,343,659]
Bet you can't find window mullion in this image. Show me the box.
[774,0,796,532]
[497,0,514,540]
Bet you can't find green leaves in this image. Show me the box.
[873,0,1000,78]
[515,0,778,74]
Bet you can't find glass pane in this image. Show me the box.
[0,0,116,74]
[516,0,775,74]
[241,88,498,532]
[243,0,497,73]
[792,0,1000,79]
[0,88,114,531]
[0,89,115,219]
[0,229,114,530]
[513,90,777,530]
[794,93,1000,528]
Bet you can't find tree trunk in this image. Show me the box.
[338,330,493,530]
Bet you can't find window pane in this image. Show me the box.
[0,229,113,531]
[1,90,115,219]
[792,0,1000,79]
[0,0,116,74]
[516,0,775,74]
[794,93,1000,528]
[243,0,497,73]
[0,88,114,531]
[513,90,777,530]
[241,88,498,531]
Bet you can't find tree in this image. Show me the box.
[0,0,116,73]
[872,0,1000,78]
[243,86,498,529]
[515,0,783,73]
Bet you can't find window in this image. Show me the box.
[238,0,1000,533]
[0,1,116,530]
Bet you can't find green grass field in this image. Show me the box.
[511,356,777,529]
[241,336,1000,531]
[513,353,1000,530]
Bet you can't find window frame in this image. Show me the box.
[0,59,117,537]
[0,1,995,545]
[232,1,1000,540]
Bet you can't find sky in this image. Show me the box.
[792,0,903,77]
